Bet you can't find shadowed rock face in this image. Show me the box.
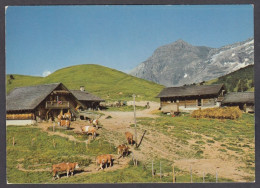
[130,39,254,87]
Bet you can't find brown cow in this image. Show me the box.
[89,119,99,127]
[96,155,108,170]
[117,144,129,157]
[103,154,113,167]
[81,126,97,139]
[96,154,113,170]
[59,119,70,128]
[125,132,134,145]
[52,162,79,179]
[64,110,71,120]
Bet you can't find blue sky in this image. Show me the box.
[6,5,253,76]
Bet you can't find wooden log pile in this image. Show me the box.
[191,107,242,120]
[6,113,35,120]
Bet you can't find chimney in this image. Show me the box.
[80,86,85,91]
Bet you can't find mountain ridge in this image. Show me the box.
[130,38,254,87]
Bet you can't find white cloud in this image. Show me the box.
[42,70,51,77]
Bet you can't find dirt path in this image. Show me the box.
[17,155,131,180]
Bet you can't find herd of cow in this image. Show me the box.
[52,118,135,180]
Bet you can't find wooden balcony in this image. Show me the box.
[45,101,70,109]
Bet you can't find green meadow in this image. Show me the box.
[6,64,164,101]
[6,112,254,183]
[136,113,255,181]
[7,125,234,183]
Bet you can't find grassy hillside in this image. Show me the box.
[206,65,254,92]
[6,75,43,93]
[7,112,254,183]
[6,64,164,101]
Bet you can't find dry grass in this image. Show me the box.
[191,107,242,120]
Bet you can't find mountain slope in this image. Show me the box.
[206,64,254,92]
[6,64,164,101]
[130,38,254,87]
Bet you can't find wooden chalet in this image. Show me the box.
[70,86,105,110]
[6,83,83,125]
[156,84,226,113]
[221,92,254,113]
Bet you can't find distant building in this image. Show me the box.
[6,83,83,125]
[156,84,226,113]
[70,86,105,110]
[221,92,254,113]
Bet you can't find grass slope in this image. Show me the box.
[7,125,234,183]
[206,65,254,92]
[6,64,164,101]
[137,113,255,182]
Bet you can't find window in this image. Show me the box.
[198,99,202,106]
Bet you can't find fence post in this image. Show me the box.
[160,161,162,180]
[173,164,175,183]
[152,160,154,177]
[53,139,56,148]
[190,166,192,183]
[53,122,55,132]
[31,138,35,146]
[216,171,218,183]
[133,94,138,148]
[203,172,205,183]
[12,137,15,146]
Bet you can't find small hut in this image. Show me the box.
[70,86,105,110]
[156,84,226,113]
[221,92,254,113]
[6,83,83,125]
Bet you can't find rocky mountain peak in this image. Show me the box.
[130,38,254,87]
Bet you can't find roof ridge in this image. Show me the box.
[12,83,61,90]
[164,84,223,89]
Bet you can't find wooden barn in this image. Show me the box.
[221,92,254,113]
[70,86,105,110]
[6,83,83,125]
[156,84,226,113]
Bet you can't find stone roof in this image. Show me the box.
[70,90,105,102]
[222,92,254,104]
[156,84,224,98]
[6,83,61,111]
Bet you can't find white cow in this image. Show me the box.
[81,126,97,139]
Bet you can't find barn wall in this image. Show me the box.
[160,95,219,112]
[178,99,197,107]
[6,120,36,126]
[202,99,216,106]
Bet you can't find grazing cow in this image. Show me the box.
[96,155,108,170]
[125,132,134,145]
[103,154,113,167]
[57,112,63,121]
[81,126,97,139]
[59,119,70,128]
[117,144,130,157]
[90,119,99,127]
[96,154,113,170]
[64,110,71,120]
[52,162,79,179]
